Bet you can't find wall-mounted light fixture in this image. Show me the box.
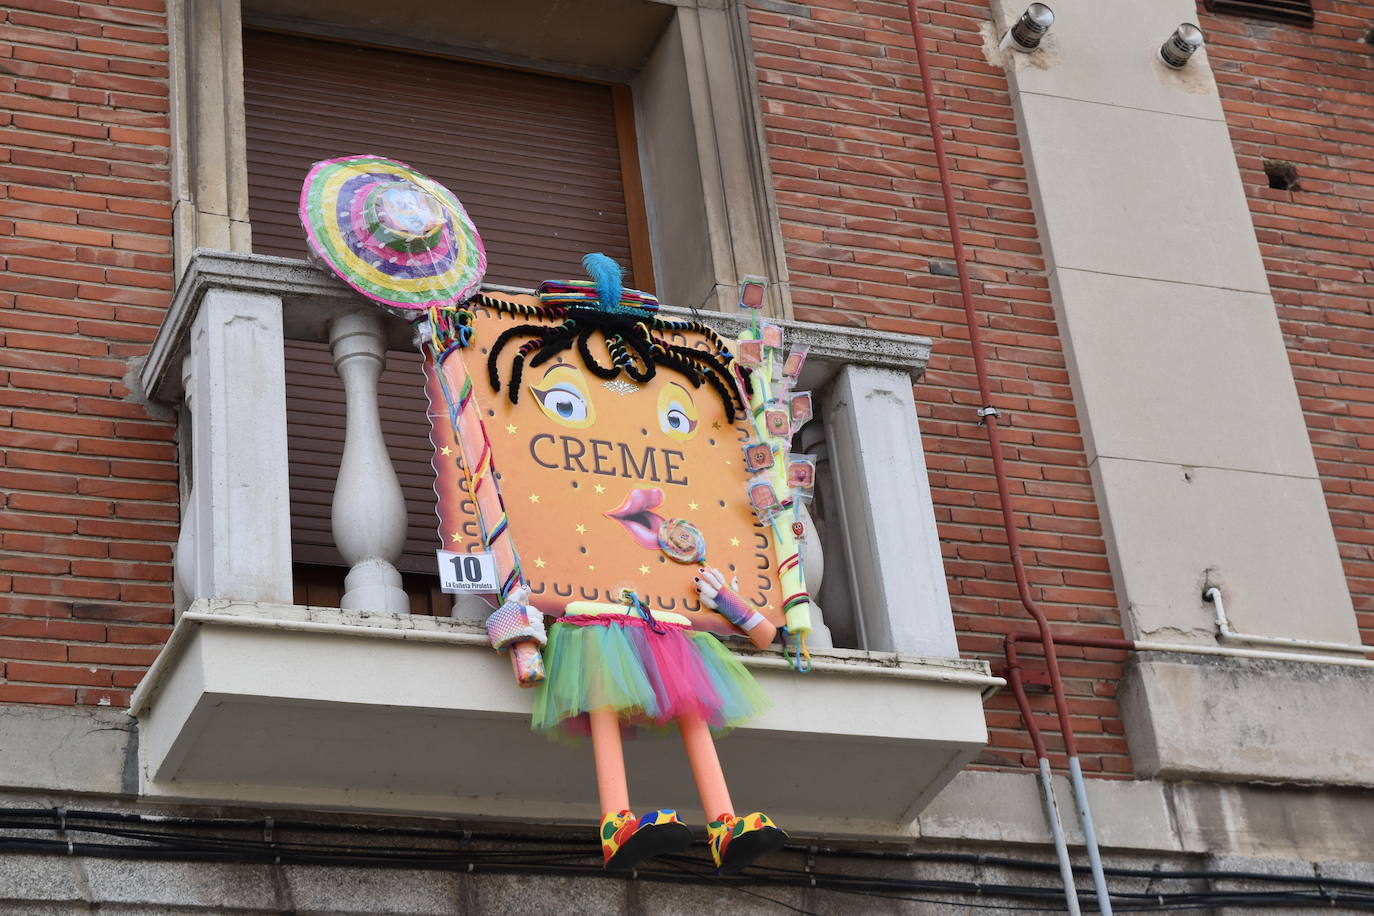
[1159,23,1205,68]
[1002,4,1054,54]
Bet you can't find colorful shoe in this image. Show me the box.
[706,811,788,875]
[600,808,694,870]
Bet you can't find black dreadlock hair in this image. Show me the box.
[474,293,741,423]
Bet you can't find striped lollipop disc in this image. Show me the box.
[299,155,486,312]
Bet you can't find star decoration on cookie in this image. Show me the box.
[439,445,452,456]
[450,532,462,543]
[687,501,699,511]
[534,557,547,569]
[594,483,606,494]
[575,524,587,535]
[528,493,540,503]
[638,564,651,575]
[729,537,741,547]
[505,424,518,434]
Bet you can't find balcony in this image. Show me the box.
[131,250,1001,835]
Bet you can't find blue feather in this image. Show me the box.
[582,252,623,312]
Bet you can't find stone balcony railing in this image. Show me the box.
[129,249,1002,835]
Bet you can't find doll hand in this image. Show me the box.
[694,567,738,611]
[486,586,546,650]
[696,567,777,650]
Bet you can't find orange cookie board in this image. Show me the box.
[425,294,784,635]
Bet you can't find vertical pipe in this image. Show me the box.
[1068,756,1112,912]
[1007,635,1083,915]
[899,5,1112,911]
[1039,758,1083,916]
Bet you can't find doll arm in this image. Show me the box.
[485,585,547,651]
[695,567,777,649]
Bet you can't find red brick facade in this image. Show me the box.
[1200,0,1374,646]
[0,0,1362,782]
[0,0,175,708]
[747,0,1128,773]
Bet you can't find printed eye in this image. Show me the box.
[657,382,699,442]
[536,384,588,421]
[531,365,595,428]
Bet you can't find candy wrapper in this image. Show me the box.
[748,476,780,518]
[738,275,768,310]
[765,408,790,437]
[736,339,763,368]
[743,441,775,472]
[789,392,813,431]
[787,454,817,493]
[760,322,784,350]
[783,345,808,382]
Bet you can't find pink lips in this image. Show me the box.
[606,487,666,550]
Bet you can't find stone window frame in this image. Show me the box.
[167,0,795,318]
[163,2,961,659]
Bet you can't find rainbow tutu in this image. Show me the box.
[531,615,770,741]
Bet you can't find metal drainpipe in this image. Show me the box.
[1205,587,1373,657]
[1005,644,1084,915]
[898,3,1113,913]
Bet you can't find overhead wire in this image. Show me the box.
[0,808,1371,911]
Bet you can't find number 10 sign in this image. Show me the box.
[436,549,499,593]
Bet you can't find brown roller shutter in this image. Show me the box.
[243,30,651,604]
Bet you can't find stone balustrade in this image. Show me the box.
[145,249,954,657]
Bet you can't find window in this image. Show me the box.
[1202,0,1314,26]
[170,0,797,607]
[242,30,652,607]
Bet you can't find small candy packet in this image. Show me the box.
[760,322,784,350]
[789,391,813,429]
[738,275,768,310]
[743,441,775,472]
[736,338,763,367]
[747,477,780,520]
[787,453,817,492]
[783,344,809,381]
[764,408,791,437]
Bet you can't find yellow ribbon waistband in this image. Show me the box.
[562,600,692,627]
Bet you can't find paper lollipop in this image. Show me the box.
[299,155,486,312]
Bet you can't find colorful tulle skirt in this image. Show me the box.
[530,614,770,742]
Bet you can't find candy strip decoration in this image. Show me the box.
[427,307,545,686]
[299,155,487,313]
[736,323,813,671]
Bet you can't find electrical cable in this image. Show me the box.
[1,807,1371,911]
[4,807,1371,895]
[0,833,1370,911]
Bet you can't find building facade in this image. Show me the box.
[1,0,1372,912]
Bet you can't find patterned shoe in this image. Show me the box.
[600,808,694,871]
[706,812,787,875]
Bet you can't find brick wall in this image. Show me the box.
[0,0,1135,775]
[0,0,175,708]
[1199,0,1374,646]
[746,0,1131,775]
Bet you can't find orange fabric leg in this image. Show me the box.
[589,707,630,816]
[678,711,733,820]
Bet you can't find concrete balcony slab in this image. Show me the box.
[131,600,1000,837]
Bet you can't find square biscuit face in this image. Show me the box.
[425,294,785,633]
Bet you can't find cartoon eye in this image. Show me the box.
[657,382,699,442]
[530,365,595,428]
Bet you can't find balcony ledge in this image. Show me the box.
[131,599,1001,838]
[140,249,933,404]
